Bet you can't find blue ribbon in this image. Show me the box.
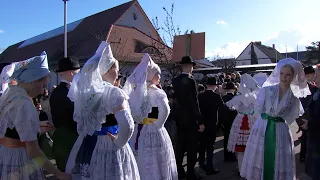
[94,125,118,136]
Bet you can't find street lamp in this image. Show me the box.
[63,0,69,58]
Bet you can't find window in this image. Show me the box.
[133,13,137,20]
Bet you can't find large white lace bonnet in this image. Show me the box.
[0,63,17,93]
[122,53,160,122]
[67,41,116,135]
[238,73,260,95]
[263,58,310,98]
[253,73,268,87]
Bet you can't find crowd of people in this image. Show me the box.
[0,40,319,180]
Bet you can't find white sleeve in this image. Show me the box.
[113,107,134,148]
[226,95,241,110]
[108,87,129,111]
[153,93,170,129]
[283,97,303,125]
[15,102,40,142]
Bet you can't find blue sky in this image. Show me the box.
[0,0,319,58]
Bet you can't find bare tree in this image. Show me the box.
[305,41,320,65]
[211,54,236,69]
[87,28,133,73]
[151,2,198,80]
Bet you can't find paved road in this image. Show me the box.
[45,122,305,180]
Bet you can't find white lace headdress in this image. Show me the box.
[253,73,268,87]
[122,53,160,123]
[235,73,260,107]
[238,73,260,95]
[0,63,17,94]
[263,58,310,98]
[67,41,116,135]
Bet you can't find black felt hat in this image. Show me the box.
[56,57,80,72]
[205,76,219,85]
[304,66,315,75]
[224,82,236,90]
[179,56,196,66]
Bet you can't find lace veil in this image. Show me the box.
[67,41,116,135]
[236,73,260,107]
[263,58,310,98]
[122,53,159,123]
[253,73,268,87]
[0,63,17,94]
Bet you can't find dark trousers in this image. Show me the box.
[223,124,236,161]
[175,127,198,178]
[52,127,78,171]
[300,130,307,160]
[305,132,320,180]
[199,127,217,169]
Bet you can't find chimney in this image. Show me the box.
[272,44,275,49]
[255,41,262,46]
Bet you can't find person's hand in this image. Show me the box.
[56,172,72,180]
[301,119,308,130]
[198,124,205,133]
[107,132,118,141]
[40,121,55,133]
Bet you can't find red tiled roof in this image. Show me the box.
[0,1,133,68]
[107,25,172,64]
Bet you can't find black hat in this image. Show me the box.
[224,82,236,90]
[56,57,80,72]
[205,76,219,85]
[224,78,231,83]
[179,56,196,66]
[304,66,315,75]
[198,84,206,92]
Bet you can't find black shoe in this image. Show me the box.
[206,168,220,175]
[178,173,186,180]
[187,174,203,180]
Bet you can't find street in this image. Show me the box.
[45,121,305,180]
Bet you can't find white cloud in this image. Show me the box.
[206,41,249,59]
[207,27,319,59]
[216,20,228,25]
[0,29,4,33]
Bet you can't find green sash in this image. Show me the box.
[261,113,285,180]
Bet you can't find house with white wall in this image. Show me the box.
[236,41,284,66]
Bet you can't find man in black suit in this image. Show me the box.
[198,76,222,175]
[219,82,237,162]
[172,56,205,180]
[297,66,315,163]
[50,57,80,171]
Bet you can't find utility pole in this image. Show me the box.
[63,0,69,58]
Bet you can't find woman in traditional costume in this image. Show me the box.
[123,54,178,180]
[0,52,70,180]
[226,74,260,174]
[65,41,140,180]
[240,58,310,180]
